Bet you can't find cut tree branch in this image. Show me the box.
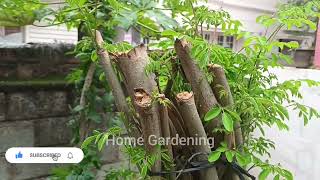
[176,92,219,180]
[95,30,140,138]
[134,89,162,177]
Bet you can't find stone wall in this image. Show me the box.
[0,44,121,180]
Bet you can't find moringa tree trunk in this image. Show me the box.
[208,64,243,148]
[174,39,219,118]
[176,92,219,180]
[208,64,243,180]
[174,39,223,147]
[134,89,162,179]
[116,44,158,97]
[159,94,175,180]
[95,30,140,138]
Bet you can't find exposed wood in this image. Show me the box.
[115,44,158,98]
[134,88,161,178]
[174,39,223,149]
[176,92,219,180]
[95,30,140,138]
[174,39,219,118]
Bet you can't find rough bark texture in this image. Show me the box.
[95,30,140,138]
[176,92,219,180]
[174,39,219,118]
[88,36,245,179]
[209,64,243,180]
[79,63,96,142]
[116,44,158,97]
[159,94,175,180]
[208,64,243,147]
[159,94,173,158]
[134,89,161,177]
[174,39,222,141]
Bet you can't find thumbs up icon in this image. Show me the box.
[15,152,23,159]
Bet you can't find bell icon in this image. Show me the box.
[67,152,73,159]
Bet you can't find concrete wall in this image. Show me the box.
[0,44,121,180]
[252,67,320,180]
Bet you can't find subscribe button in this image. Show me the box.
[5,147,84,164]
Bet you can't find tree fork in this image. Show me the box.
[176,92,219,180]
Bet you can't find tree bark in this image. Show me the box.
[176,92,219,180]
[208,64,243,147]
[174,39,219,118]
[208,64,243,180]
[134,88,161,178]
[159,94,173,158]
[95,30,140,138]
[79,63,96,142]
[159,94,175,180]
[174,39,222,146]
[115,44,158,98]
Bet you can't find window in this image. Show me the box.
[225,36,234,48]
[278,39,300,55]
[143,37,150,45]
[204,34,210,41]
[217,35,234,49]
[218,35,224,46]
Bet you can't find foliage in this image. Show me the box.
[50,147,101,180]
[3,0,320,179]
[0,0,49,26]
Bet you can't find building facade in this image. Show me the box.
[204,0,315,51]
[0,0,78,44]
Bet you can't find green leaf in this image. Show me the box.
[161,29,179,37]
[98,133,109,151]
[204,106,222,122]
[235,153,246,166]
[67,0,87,7]
[222,112,234,132]
[81,135,96,149]
[259,169,271,180]
[208,151,221,162]
[225,151,234,162]
[140,165,148,177]
[274,174,280,180]
[225,109,241,122]
[73,105,84,112]
[88,111,102,123]
[216,146,228,152]
[91,50,98,61]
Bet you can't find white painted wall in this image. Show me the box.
[25,0,78,44]
[0,0,78,44]
[251,67,320,180]
[25,25,78,44]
